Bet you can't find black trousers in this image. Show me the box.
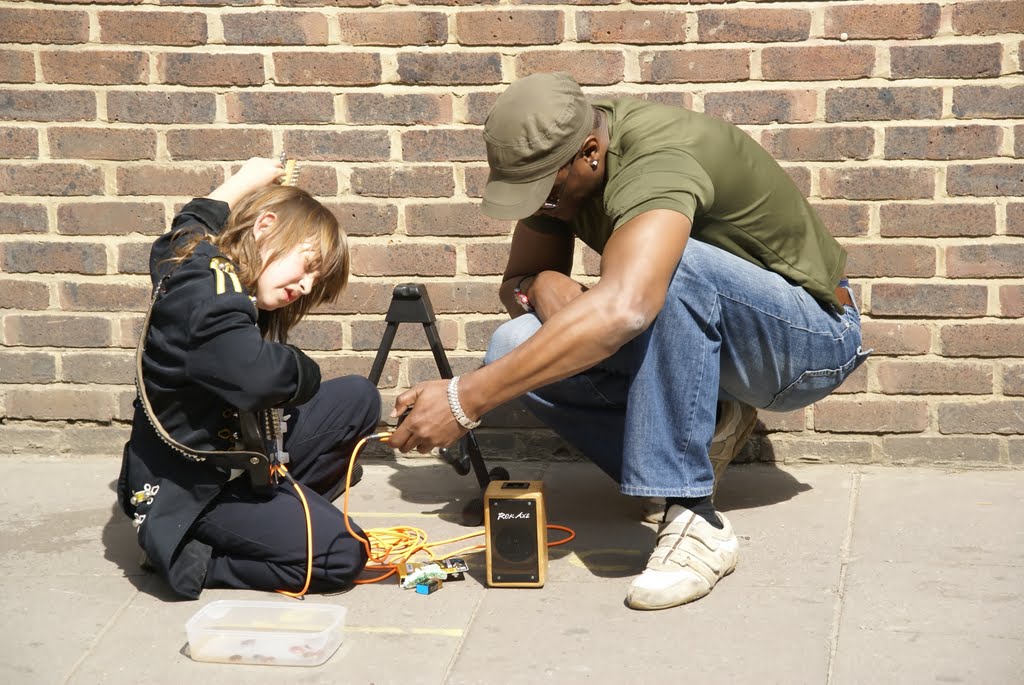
[192,375,381,594]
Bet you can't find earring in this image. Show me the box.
[590,159,599,170]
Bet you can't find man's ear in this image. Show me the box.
[582,135,601,164]
[251,210,277,241]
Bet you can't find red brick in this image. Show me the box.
[2,241,106,275]
[861,321,932,356]
[0,203,47,234]
[941,323,1024,357]
[166,128,273,161]
[761,127,873,162]
[698,8,810,42]
[0,162,104,196]
[755,409,808,434]
[350,166,454,198]
[422,281,504,314]
[6,387,116,421]
[223,11,328,45]
[4,315,112,348]
[99,10,206,46]
[762,45,875,81]
[318,356,398,388]
[1017,124,1024,159]
[758,436,873,464]
[704,90,816,125]
[322,202,398,237]
[891,44,1003,79]
[813,398,928,433]
[835,364,868,394]
[1013,439,1024,466]
[883,436,1001,464]
[0,90,96,122]
[639,48,749,84]
[875,360,993,395]
[58,281,150,312]
[351,243,456,277]
[464,164,489,197]
[466,242,511,275]
[826,87,943,123]
[49,127,157,161]
[952,0,1024,35]
[345,93,452,125]
[844,243,935,279]
[879,202,996,238]
[351,319,458,351]
[0,278,49,309]
[871,283,988,318]
[41,50,147,85]
[320,281,393,315]
[577,10,688,44]
[402,129,486,162]
[517,50,625,85]
[824,3,940,40]
[159,53,264,87]
[283,130,390,162]
[339,11,446,46]
[938,400,1024,434]
[0,351,56,383]
[821,167,934,201]
[810,202,870,238]
[465,318,503,352]
[0,126,37,159]
[1004,363,1024,395]
[116,241,153,276]
[782,166,810,196]
[286,319,344,351]
[116,315,145,349]
[885,125,1002,161]
[458,10,562,45]
[582,244,601,276]
[408,356,482,385]
[61,351,134,384]
[117,166,221,197]
[397,53,503,85]
[1000,285,1024,318]
[946,244,1024,278]
[0,8,88,44]
[107,91,216,124]
[947,163,1024,197]
[0,50,35,83]
[953,85,1024,119]
[59,202,165,236]
[636,91,693,110]
[225,92,335,124]
[274,52,380,86]
[406,203,512,237]
[1010,203,1024,236]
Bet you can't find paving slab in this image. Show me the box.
[1,456,1022,685]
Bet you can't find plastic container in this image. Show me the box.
[185,600,346,667]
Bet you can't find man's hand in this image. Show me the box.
[206,157,285,209]
[529,270,587,322]
[387,379,468,453]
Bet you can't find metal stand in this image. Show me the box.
[367,283,508,525]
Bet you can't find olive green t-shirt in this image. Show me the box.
[525,98,847,308]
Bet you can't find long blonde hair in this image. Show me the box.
[174,186,348,343]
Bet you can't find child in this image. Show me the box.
[117,158,380,599]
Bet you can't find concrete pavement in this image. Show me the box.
[1,455,1021,684]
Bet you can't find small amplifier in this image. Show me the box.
[484,480,547,588]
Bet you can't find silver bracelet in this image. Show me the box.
[447,376,481,430]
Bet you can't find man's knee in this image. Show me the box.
[484,314,542,365]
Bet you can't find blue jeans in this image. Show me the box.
[484,239,869,499]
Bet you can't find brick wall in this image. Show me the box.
[1,0,1022,467]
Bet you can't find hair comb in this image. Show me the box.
[279,152,301,187]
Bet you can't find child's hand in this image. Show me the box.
[232,157,286,192]
[206,157,285,209]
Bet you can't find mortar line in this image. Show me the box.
[825,469,861,685]
[440,579,487,684]
[63,587,140,684]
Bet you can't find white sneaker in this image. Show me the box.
[625,504,739,610]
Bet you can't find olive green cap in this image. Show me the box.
[481,72,591,221]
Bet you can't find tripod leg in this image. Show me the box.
[367,322,399,386]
